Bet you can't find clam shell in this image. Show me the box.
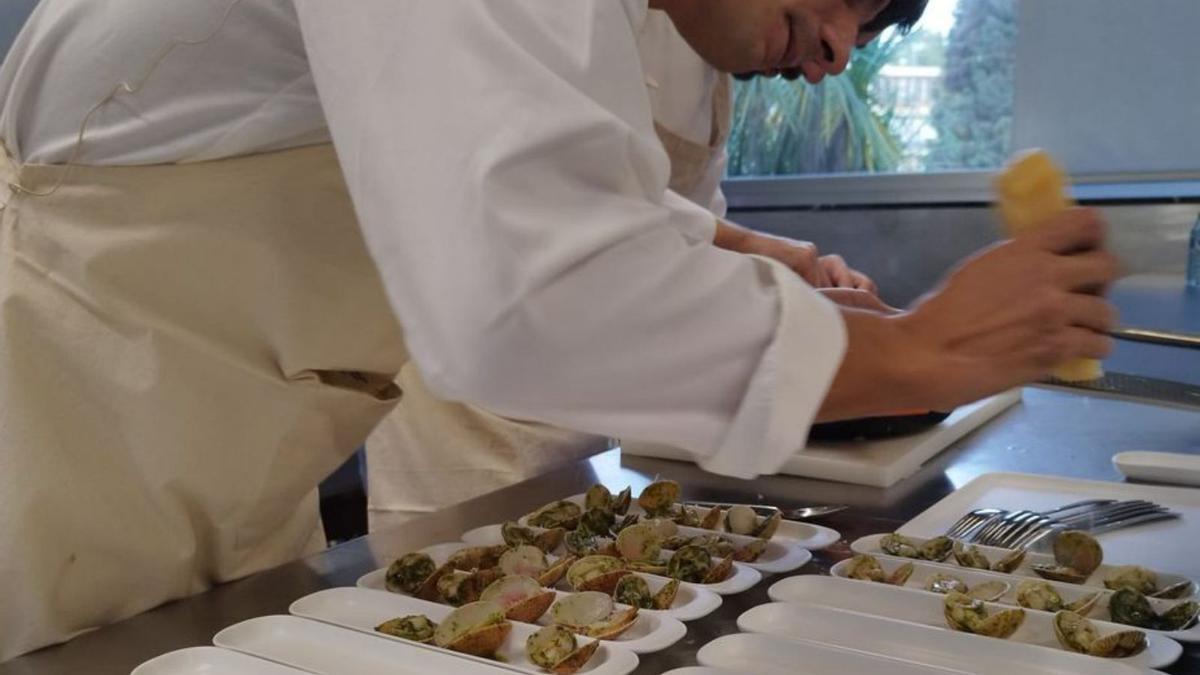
[480,575,556,623]
[550,640,599,674]
[616,522,663,562]
[703,554,735,584]
[579,606,639,641]
[537,555,576,588]
[447,545,509,572]
[433,601,510,657]
[415,562,457,601]
[500,545,549,577]
[567,556,630,594]
[733,539,768,563]
[754,511,782,540]
[653,578,681,609]
[637,480,681,515]
[724,505,758,535]
[552,591,614,627]
[448,622,512,658]
[1052,531,1103,578]
[967,580,1011,603]
[527,625,599,675]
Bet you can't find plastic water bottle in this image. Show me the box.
[1189,214,1200,291]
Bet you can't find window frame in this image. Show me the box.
[723,171,1200,210]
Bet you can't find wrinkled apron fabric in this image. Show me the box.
[0,142,407,659]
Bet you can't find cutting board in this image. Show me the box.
[621,389,1022,488]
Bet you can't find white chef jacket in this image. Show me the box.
[0,0,847,478]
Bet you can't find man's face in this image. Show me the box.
[658,0,891,83]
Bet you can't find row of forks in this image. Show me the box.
[946,499,1179,550]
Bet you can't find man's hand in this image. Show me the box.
[818,288,898,314]
[713,219,876,291]
[819,254,878,293]
[818,208,1120,421]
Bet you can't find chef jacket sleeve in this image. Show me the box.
[293,0,846,478]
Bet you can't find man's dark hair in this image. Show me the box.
[862,0,930,36]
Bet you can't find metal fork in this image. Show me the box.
[983,500,1149,548]
[1019,509,1181,551]
[957,499,1115,544]
[982,500,1164,547]
[945,508,1005,539]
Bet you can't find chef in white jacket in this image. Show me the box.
[364,8,885,530]
[0,0,1118,660]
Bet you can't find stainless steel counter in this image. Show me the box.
[4,387,1199,674]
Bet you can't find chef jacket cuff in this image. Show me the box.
[662,189,719,244]
[698,258,848,479]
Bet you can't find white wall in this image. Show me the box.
[1014,0,1200,175]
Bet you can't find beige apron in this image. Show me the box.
[0,142,408,660]
[364,74,733,532]
[654,73,732,201]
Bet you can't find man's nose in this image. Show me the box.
[818,24,853,76]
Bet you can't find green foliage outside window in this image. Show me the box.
[926,0,1016,170]
[726,37,906,176]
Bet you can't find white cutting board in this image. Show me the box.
[622,389,1022,488]
[899,472,1200,580]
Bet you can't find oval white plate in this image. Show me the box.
[827,553,1200,643]
[361,567,724,624]
[669,524,814,574]
[445,537,759,597]
[1113,451,1200,488]
[214,615,535,675]
[525,492,839,550]
[133,646,310,675]
[294,586,684,656]
[851,533,1198,597]
[283,590,641,673]
[463,521,814,575]
[765,575,1181,669]
[698,633,973,675]
[738,602,1152,675]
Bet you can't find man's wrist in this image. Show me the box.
[712,218,751,252]
[816,309,931,421]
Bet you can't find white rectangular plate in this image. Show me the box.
[213,615,516,675]
[763,576,1181,669]
[293,586,679,656]
[898,472,1200,578]
[132,646,310,675]
[851,533,1197,600]
[829,548,1200,643]
[697,633,972,675]
[737,601,1148,675]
